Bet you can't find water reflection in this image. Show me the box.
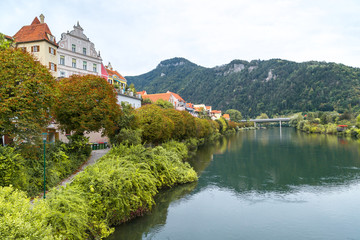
[107,183,197,240]
[108,128,360,239]
[195,128,360,194]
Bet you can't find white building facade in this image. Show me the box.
[57,22,102,78]
[117,93,142,109]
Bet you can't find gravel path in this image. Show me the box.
[59,148,110,187]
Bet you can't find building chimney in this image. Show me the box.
[40,14,45,23]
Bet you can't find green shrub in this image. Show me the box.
[0,186,55,239]
[111,128,142,146]
[0,146,27,189]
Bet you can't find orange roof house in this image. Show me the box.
[13,14,58,76]
[105,62,127,89]
[167,91,185,102]
[142,93,173,103]
[186,103,194,109]
[223,114,230,120]
[137,91,147,96]
[142,91,186,110]
[13,15,58,47]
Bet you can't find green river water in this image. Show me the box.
[108,128,360,240]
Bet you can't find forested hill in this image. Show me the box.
[126,57,360,117]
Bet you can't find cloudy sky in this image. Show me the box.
[1,0,360,76]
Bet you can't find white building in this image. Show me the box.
[57,22,102,78]
[117,93,142,109]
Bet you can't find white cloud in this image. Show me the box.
[1,0,360,75]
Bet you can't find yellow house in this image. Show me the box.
[105,62,127,90]
[13,14,58,77]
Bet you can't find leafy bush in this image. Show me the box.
[111,128,142,146]
[0,146,27,189]
[0,186,55,239]
[136,105,174,144]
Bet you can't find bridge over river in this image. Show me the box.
[249,118,291,127]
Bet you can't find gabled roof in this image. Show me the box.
[206,106,211,110]
[13,16,58,47]
[106,68,126,81]
[137,91,147,96]
[101,63,108,80]
[142,93,172,103]
[4,34,13,41]
[167,91,184,102]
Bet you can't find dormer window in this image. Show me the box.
[47,33,55,42]
[83,47,86,55]
[72,44,76,52]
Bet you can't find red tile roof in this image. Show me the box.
[223,114,230,120]
[206,106,211,110]
[211,110,221,114]
[13,17,58,47]
[142,93,172,103]
[167,91,184,102]
[4,34,13,41]
[106,68,126,81]
[137,91,147,96]
[186,103,194,108]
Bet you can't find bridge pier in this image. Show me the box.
[280,121,282,128]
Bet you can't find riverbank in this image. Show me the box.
[1,102,246,239]
[0,141,198,239]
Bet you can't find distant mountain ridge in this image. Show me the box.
[126,57,360,117]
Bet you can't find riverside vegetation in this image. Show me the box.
[0,46,245,239]
[289,111,360,138]
[0,106,242,239]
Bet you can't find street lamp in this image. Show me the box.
[42,132,47,199]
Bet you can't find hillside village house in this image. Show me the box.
[105,62,127,89]
[223,114,230,121]
[57,22,102,79]
[142,91,186,110]
[13,14,58,77]
[211,110,222,120]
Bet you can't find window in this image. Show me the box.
[60,55,65,65]
[31,45,40,52]
[93,64,97,72]
[20,47,26,52]
[49,62,57,71]
[83,61,87,70]
[83,47,86,55]
[47,33,55,42]
[72,58,76,68]
[49,47,56,55]
[72,44,76,52]
[60,71,65,77]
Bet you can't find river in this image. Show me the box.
[108,128,360,240]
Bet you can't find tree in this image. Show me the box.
[0,33,14,50]
[135,105,174,144]
[0,49,56,144]
[198,107,210,120]
[256,113,269,119]
[54,75,121,136]
[225,109,243,122]
[155,99,174,109]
